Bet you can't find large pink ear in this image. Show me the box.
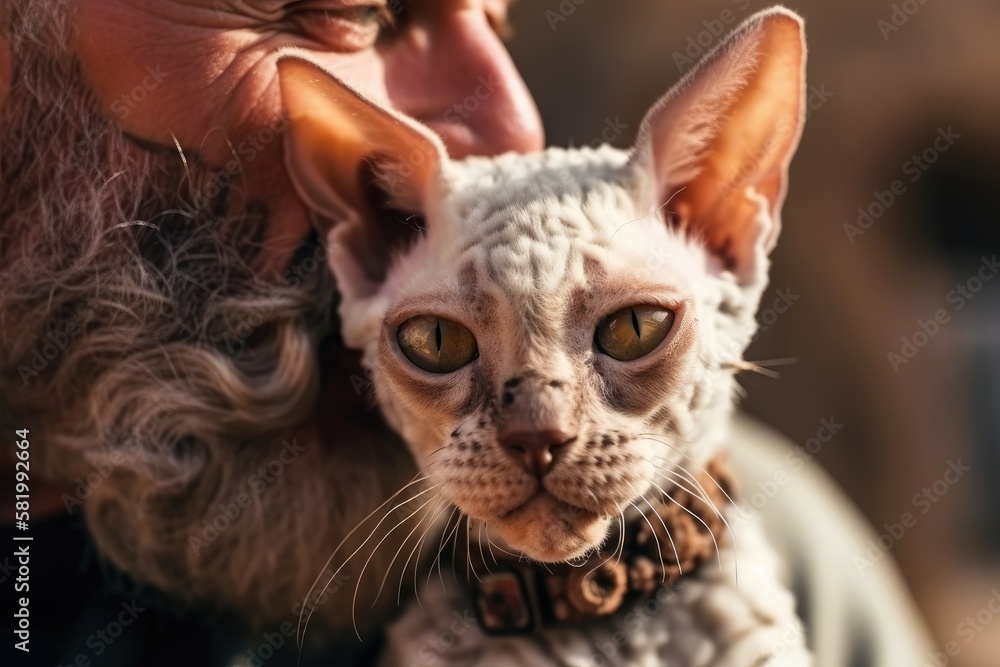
[277,55,449,302]
[630,7,806,280]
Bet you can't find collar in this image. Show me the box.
[463,454,736,635]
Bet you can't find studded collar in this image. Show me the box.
[462,455,737,635]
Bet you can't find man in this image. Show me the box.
[0,0,540,663]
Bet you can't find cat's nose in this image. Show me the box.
[499,429,576,477]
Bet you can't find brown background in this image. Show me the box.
[506,1,1000,665]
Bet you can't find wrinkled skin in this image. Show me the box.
[72,0,544,272]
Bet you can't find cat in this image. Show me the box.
[278,6,811,666]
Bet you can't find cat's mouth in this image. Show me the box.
[491,491,609,562]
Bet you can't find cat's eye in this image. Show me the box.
[595,306,675,361]
[397,316,478,373]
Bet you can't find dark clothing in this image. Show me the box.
[2,514,382,667]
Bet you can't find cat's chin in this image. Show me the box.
[492,492,608,562]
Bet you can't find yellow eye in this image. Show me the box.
[397,316,478,373]
[595,306,675,361]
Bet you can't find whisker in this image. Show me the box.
[605,186,686,261]
[424,444,451,460]
[644,458,714,503]
[429,507,462,591]
[584,512,626,577]
[351,493,440,640]
[465,516,481,582]
[658,464,740,551]
[371,497,444,609]
[484,533,521,559]
[450,514,462,584]
[733,380,748,399]
[638,441,740,580]
[722,357,798,380]
[650,465,738,556]
[476,520,493,576]
[297,472,435,646]
[485,527,501,566]
[643,458,739,583]
[629,490,668,583]
[638,434,744,516]
[613,512,627,570]
[646,477,723,573]
[399,501,451,608]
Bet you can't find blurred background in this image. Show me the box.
[505,1,1000,665]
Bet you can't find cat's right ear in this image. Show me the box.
[278,55,448,306]
[629,7,806,285]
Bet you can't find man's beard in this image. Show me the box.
[0,0,420,636]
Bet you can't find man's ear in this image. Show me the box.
[630,7,806,281]
[277,55,449,304]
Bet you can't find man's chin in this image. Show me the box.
[492,493,609,562]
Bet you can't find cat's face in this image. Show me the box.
[367,151,742,560]
[279,8,806,561]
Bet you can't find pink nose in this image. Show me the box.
[499,429,576,477]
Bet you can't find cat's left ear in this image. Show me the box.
[630,7,806,282]
[277,55,449,316]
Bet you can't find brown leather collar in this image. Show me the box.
[463,455,737,635]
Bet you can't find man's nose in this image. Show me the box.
[499,428,576,477]
[385,10,545,157]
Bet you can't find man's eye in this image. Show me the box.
[290,3,395,51]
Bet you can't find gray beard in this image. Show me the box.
[0,0,420,637]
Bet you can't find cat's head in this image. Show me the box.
[278,8,806,562]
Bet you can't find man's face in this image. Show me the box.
[73,0,544,270]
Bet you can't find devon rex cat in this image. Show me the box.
[279,6,812,666]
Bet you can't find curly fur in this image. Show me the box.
[334,143,766,564]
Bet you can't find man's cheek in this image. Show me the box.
[74,3,269,162]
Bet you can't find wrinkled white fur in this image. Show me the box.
[379,508,809,667]
[355,148,811,667]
